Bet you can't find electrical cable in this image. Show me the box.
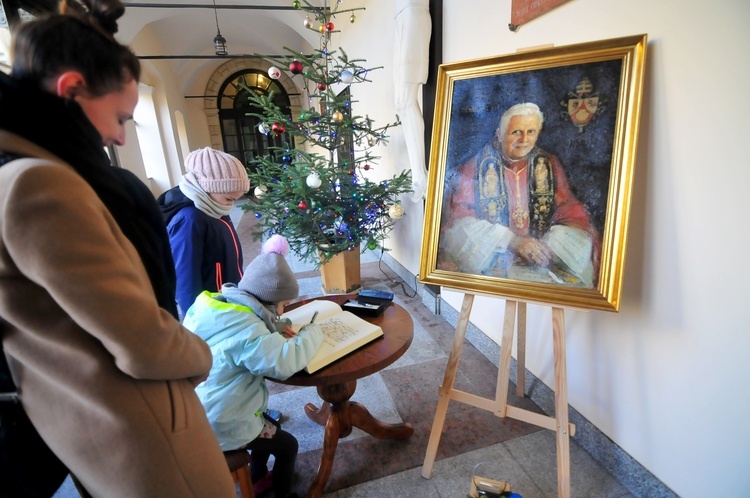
[376,246,417,298]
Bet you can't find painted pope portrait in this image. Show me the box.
[437,60,623,288]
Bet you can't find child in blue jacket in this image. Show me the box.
[158,147,250,317]
[183,235,323,498]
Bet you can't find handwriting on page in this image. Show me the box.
[321,317,359,346]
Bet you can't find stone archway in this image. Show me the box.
[203,58,303,151]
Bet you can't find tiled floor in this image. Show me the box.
[53,207,635,497]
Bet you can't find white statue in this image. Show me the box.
[394,0,431,202]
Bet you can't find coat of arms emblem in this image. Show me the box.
[561,77,604,132]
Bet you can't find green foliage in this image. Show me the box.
[241,1,412,266]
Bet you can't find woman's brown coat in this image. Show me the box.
[0,132,235,497]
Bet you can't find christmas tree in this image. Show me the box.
[241,0,413,266]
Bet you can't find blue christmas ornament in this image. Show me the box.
[255,212,262,219]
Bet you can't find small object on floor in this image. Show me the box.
[253,470,273,496]
[468,475,513,498]
[264,408,282,422]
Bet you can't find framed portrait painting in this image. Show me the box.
[419,35,647,312]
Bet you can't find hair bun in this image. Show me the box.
[262,235,290,257]
[64,0,124,35]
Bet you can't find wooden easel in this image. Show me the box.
[421,293,578,498]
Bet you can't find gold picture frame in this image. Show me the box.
[419,35,647,312]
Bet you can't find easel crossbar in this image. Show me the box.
[448,388,495,411]
[449,389,576,435]
[506,405,575,436]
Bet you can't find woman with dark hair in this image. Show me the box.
[0,0,235,496]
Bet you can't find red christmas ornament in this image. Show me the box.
[298,201,308,210]
[317,82,327,91]
[363,164,371,170]
[326,22,334,32]
[271,122,286,134]
[289,59,303,74]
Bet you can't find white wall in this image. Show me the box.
[343,0,750,496]
[336,0,426,272]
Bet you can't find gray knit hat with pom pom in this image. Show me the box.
[238,235,299,303]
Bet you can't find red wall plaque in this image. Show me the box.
[510,0,573,31]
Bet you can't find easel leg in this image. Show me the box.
[421,293,474,478]
[516,302,526,397]
[552,308,571,498]
[494,300,517,417]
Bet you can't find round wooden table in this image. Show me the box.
[270,294,414,498]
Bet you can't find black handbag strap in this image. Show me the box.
[0,318,20,404]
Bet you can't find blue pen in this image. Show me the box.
[310,311,319,324]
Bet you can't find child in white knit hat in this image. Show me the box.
[157,147,250,317]
[183,235,323,498]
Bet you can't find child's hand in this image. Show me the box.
[281,325,297,339]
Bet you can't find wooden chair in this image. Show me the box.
[224,449,255,498]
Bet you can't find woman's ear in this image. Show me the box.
[54,71,86,99]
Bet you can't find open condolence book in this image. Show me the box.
[281,300,384,374]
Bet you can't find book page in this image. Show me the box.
[319,311,381,347]
[281,300,343,332]
[305,310,384,373]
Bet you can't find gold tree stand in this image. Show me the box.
[421,293,579,498]
[319,248,361,294]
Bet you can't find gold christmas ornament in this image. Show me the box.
[388,203,405,219]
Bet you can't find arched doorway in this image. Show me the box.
[218,69,295,170]
[202,58,302,169]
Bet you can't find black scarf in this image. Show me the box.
[0,73,178,319]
